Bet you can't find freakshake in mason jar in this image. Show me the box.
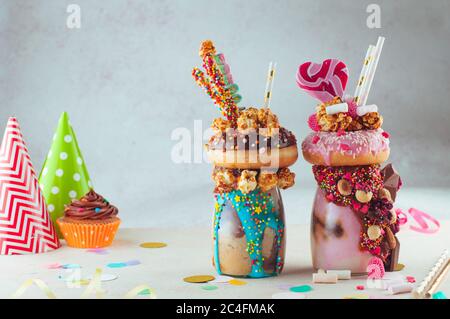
[297,37,402,273]
[192,40,298,277]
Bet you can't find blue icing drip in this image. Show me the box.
[213,188,284,278]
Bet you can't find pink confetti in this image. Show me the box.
[356,285,365,290]
[47,263,62,269]
[382,131,390,138]
[406,276,416,283]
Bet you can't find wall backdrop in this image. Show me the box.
[1,0,450,227]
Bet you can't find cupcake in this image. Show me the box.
[57,189,120,248]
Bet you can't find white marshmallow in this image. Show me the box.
[327,270,351,280]
[313,269,338,283]
[388,283,413,295]
[325,102,348,115]
[356,104,378,116]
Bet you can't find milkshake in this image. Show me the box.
[296,39,402,273]
[193,41,298,277]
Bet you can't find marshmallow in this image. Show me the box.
[356,104,378,116]
[382,279,406,290]
[388,283,413,295]
[313,269,338,284]
[327,270,351,280]
[325,102,348,115]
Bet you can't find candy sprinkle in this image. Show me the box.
[139,242,167,249]
[183,275,215,284]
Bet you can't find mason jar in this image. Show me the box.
[212,187,286,278]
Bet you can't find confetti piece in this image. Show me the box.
[228,279,247,286]
[290,285,312,293]
[356,285,365,290]
[406,276,416,283]
[86,248,109,255]
[107,260,140,268]
[138,288,151,295]
[183,275,215,283]
[201,285,218,291]
[272,292,307,299]
[87,273,118,282]
[343,294,369,299]
[61,264,81,269]
[210,275,234,283]
[432,291,447,299]
[125,260,141,266]
[107,262,127,268]
[47,263,62,269]
[139,242,167,248]
[394,263,405,271]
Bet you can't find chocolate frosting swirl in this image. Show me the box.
[64,189,118,220]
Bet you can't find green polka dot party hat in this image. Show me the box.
[39,112,92,238]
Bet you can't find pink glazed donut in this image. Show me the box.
[302,129,390,166]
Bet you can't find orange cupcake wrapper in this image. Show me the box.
[57,219,121,249]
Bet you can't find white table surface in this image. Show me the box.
[0,220,448,299]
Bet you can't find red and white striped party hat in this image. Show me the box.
[0,117,60,254]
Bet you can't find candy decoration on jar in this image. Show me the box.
[298,36,402,273]
[193,40,298,278]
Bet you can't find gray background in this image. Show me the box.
[1,0,449,227]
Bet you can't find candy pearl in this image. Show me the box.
[367,225,382,240]
[337,179,352,196]
[355,190,373,203]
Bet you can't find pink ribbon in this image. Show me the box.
[407,207,440,234]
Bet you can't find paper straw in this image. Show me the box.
[11,279,56,299]
[263,62,276,108]
[413,249,449,299]
[353,45,375,105]
[358,36,385,106]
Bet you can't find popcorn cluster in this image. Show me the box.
[212,107,280,136]
[315,97,383,132]
[212,167,295,194]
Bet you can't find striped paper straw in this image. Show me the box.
[358,36,385,106]
[354,44,375,105]
[263,62,276,108]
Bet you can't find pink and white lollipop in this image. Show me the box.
[367,257,385,279]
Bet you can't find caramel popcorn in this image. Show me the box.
[317,103,353,132]
[277,168,295,189]
[199,40,216,57]
[238,170,257,194]
[211,118,231,133]
[258,171,278,192]
[237,107,259,132]
[361,112,383,130]
[212,168,237,193]
[257,108,280,136]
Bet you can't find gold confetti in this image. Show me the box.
[139,242,167,248]
[394,263,405,271]
[343,294,369,299]
[183,275,215,283]
[228,279,247,286]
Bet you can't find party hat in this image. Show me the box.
[0,117,60,254]
[39,112,92,238]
